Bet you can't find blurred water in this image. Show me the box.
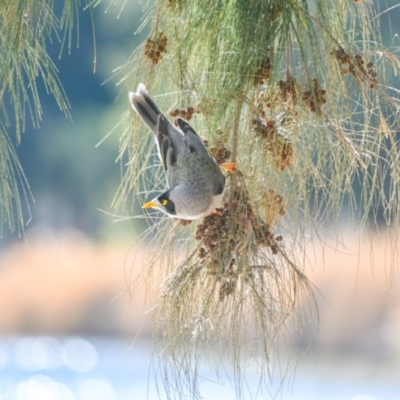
[0,336,398,400]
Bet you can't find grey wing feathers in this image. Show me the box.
[177,118,211,158]
[129,83,162,135]
[158,115,177,172]
[129,86,214,181]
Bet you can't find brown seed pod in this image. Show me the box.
[253,118,277,141]
[254,116,293,171]
[332,46,378,89]
[301,78,327,116]
[144,32,168,65]
[254,56,272,86]
[168,105,200,121]
[279,76,297,105]
[193,179,284,302]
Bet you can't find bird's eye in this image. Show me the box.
[161,199,169,206]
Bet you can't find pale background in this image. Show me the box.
[0,1,399,399]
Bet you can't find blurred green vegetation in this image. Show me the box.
[2,0,400,244]
[7,1,149,243]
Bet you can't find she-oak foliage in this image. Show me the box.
[117,1,400,398]
[1,0,400,399]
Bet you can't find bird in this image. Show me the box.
[129,83,235,220]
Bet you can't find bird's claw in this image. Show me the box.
[220,162,237,174]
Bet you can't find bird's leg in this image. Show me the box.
[211,209,223,216]
[220,161,238,174]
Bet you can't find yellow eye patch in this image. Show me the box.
[161,199,169,206]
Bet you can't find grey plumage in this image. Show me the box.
[129,84,225,220]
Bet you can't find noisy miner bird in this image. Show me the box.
[129,83,235,220]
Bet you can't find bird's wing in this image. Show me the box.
[158,115,178,172]
[176,118,211,158]
[129,85,188,168]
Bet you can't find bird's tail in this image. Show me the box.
[129,83,162,135]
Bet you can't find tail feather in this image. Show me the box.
[129,84,184,167]
[129,83,162,135]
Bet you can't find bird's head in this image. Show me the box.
[142,191,177,218]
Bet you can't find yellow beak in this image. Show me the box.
[142,201,158,209]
